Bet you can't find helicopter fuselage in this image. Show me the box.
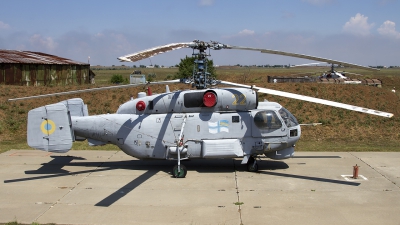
[70,88,301,161]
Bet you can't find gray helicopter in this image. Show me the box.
[9,40,394,178]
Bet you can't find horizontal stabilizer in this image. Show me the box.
[27,103,73,152]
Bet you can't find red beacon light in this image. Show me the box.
[203,91,217,107]
[136,101,146,111]
[147,87,152,96]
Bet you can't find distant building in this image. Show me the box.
[130,74,146,84]
[0,50,95,86]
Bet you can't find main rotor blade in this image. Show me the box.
[118,42,193,62]
[225,45,378,71]
[340,72,364,76]
[118,41,377,72]
[220,81,393,118]
[290,62,322,67]
[8,80,181,101]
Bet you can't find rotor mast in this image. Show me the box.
[188,40,225,89]
[191,40,209,89]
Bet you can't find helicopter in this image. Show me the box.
[9,40,394,178]
[291,62,364,80]
[319,63,357,79]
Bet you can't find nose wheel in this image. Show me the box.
[172,115,188,178]
[247,157,259,172]
[172,164,187,178]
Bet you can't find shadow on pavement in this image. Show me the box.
[3,155,358,207]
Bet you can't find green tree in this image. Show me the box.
[110,74,124,84]
[147,73,156,82]
[175,56,216,79]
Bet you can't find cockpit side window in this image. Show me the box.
[254,110,282,130]
[279,107,299,127]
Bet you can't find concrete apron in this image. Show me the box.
[1,150,399,225]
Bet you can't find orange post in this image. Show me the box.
[353,164,359,179]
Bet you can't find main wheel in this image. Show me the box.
[172,164,187,178]
[247,157,259,172]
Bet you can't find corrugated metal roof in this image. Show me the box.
[0,50,88,65]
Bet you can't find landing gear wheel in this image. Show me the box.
[172,164,187,178]
[247,157,259,172]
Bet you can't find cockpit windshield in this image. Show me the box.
[254,110,282,130]
[278,107,299,127]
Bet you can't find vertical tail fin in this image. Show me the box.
[27,103,73,152]
[60,98,89,117]
[27,98,88,152]
[60,98,88,141]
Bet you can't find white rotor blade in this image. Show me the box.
[225,45,378,71]
[220,81,252,88]
[118,42,193,62]
[8,80,181,101]
[118,41,377,71]
[340,72,364,76]
[220,81,393,118]
[290,62,322,67]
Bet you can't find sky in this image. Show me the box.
[1,0,400,67]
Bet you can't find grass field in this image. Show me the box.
[1,66,399,153]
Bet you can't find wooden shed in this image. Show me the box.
[0,50,95,86]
